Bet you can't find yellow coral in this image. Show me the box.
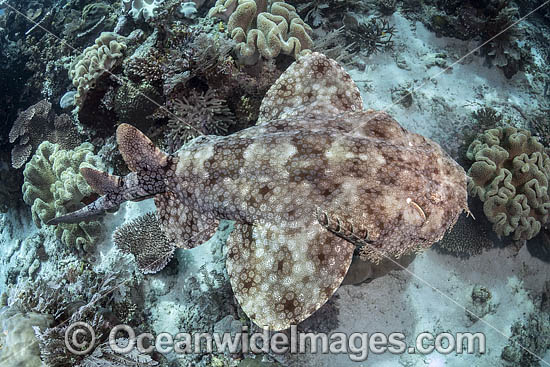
[467,126,550,241]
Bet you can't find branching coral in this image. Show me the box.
[160,22,236,96]
[164,89,236,152]
[467,126,550,241]
[8,270,150,366]
[113,212,175,274]
[22,141,105,252]
[344,15,395,55]
[9,99,81,169]
[209,0,313,63]
[68,32,127,107]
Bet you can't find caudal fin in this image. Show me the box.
[117,123,169,173]
[48,124,169,225]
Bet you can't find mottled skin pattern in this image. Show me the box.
[49,53,468,331]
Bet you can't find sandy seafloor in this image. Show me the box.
[1,9,549,367]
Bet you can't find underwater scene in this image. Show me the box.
[0,0,550,366]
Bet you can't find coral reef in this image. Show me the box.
[22,141,105,252]
[467,126,550,241]
[8,268,150,366]
[164,89,236,152]
[9,99,81,169]
[208,0,313,63]
[113,212,175,274]
[69,32,127,107]
[435,196,497,257]
[400,0,528,77]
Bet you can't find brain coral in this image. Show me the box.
[22,141,105,252]
[466,126,550,241]
[68,32,127,107]
[209,0,313,62]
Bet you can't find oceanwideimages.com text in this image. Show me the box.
[65,322,486,361]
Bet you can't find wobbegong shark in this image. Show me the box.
[49,52,468,331]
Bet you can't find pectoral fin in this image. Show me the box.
[226,219,355,331]
[154,191,219,249]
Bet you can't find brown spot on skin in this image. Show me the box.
[259,186,270,196]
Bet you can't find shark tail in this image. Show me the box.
[48,124,169,225]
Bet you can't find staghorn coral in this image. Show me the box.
[467,126,550,241]
[50,53,467,331]
[22,141,105,252]
[209,0,313,63]
[113,212,175,274]
[69,32,127,107]
[164,89,236,152]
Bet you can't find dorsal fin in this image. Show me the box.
[80,167,122,196]
[257,52,363,124]
[116,123,169,173]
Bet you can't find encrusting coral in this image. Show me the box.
[209,0,313,62]
[68,32,127,107]
[113,212,175,274]
[467,126,550,241]
[22,141,105,252]
[49,52,468,331]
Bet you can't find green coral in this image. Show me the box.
[68,32,127,107]
[209,0,313,62]
[466,126,550,241]
[22,141,105,252]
